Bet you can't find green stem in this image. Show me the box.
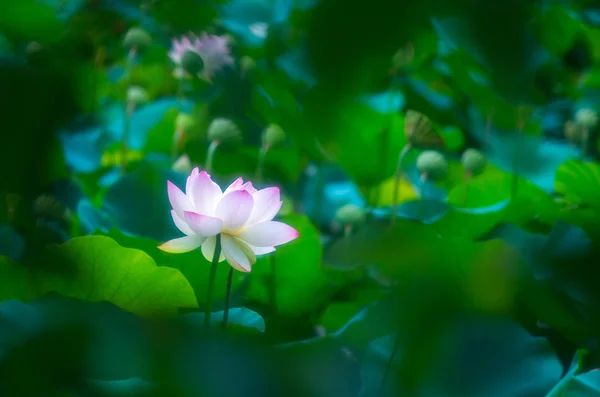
[581,128,589,159]
[120,104,132,174]
[391,144,411,224]
[463,172,472,207]
[222,266,234,334]
[206,140,219,173]
[172,127,184,162]
[313,163,324,222]
[256,145,268,183]
[511,125,523,201]
[418,173,427,221]
[205,233,222,329]
[376,332,401,397]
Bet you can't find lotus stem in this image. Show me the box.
[376,332,401,397]
[205,233,222,329]
[222,266,234,334]
[463,171,472,206]
[120,103,134,174]
[256,145,268,183]
[391,144,411,225]
[206,140,220,173]
[418,173,427,221]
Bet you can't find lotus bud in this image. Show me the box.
[262,124,285,148]
[461,148,487,175]
[181,50,205,76]
[416,150,448,180]
[207,118,240,142]
[335,204,365,226]
[574,108,598,130]
[176,113,197,132]
[240,56,256,76]
[33,195,72,226]
[564,120,584,144]
[123,27,152,53]
[172,154,193,173]
[126,86,148,108]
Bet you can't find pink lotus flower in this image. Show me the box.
[159,168,298,272]
[168,33,234,80]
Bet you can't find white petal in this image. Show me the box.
[158,235,205,253]
[248,244,276,255]
[171,210,194,235]
[223,177,243,194]
[186,170,222,215]
[237,221,298,247]
[247,187,282,225]
[214,190,254,230]
[183,211,223,236]
[167,180,194,219]
[201,235,226,263]
[222,235,255,272]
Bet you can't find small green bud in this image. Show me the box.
[240,56,256,73]
[574,108,598,130]
[262,124,285,148]
[416,150,448,179]
[564,120,584,144]
[126,86,149,107]
[176,113,197,132]
[335,204,366,226]
[461,148,487,175]
[123,27,152,52]
[181,50,204,76]
[172,154,193,173]
[207,118,240,142]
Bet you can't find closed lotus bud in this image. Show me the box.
[34,195,72,225]
[127,86,148,107]
[461,148,487,175]
[416,150,448,179]
[172,154,193,173]
[335,204,365,226]
[123,27,152,52]
[240,56,256,76]
[574,108,598,129]
[207,118,240,142]
[564,120,584,144]
[176,113,197,132]
[181,50,205,76]
[262,124,285,148]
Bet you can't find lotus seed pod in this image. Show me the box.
[564,120,584,144]
[335,204,366,226]
[181,50,205,76]
[240,56,256,75]
[262,124,285,148]
[126,86,148,107]
[33,195,71,225]
[172,154,193,173]
[176,113,197,132]
[461,148,487,175]
[574,108,598,129]
[207,118,240,142]
[416,150,448,179]
[123,27,152,52]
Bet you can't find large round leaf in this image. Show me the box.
[0,236,198,316]
[101,229,247,307]
[555,160,600,210]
